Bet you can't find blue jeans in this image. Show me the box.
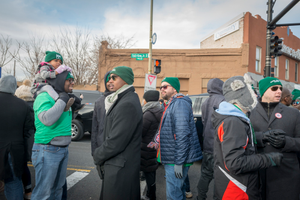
[31,144,69,200]
[4,154,23,200]
[184,174,190,192]
[164,165,189,200]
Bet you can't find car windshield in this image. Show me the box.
[188,95,209,115]
[72,92,101,104]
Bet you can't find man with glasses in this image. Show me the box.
[280,87,293,106]
[93,66,143,200]
[31,72,75,199]
[250,77,300,200]
[153,77,202,200]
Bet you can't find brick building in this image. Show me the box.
[98,12,300,101]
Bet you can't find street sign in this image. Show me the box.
[144,74,157,93]
[131,53,148,61]
[0,67,2,78]
[152,33,157,45]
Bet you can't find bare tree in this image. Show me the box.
[91,35,136,86]
[0,34,21,73]
[14,36,47,79]
[51,27,93,85]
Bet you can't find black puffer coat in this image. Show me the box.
[141,104,163,172]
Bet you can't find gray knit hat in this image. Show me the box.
[223,74,257,112]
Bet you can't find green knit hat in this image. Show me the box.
[161,77,180,93]
[45,51,63,64]
[66,72,74,80]
[292,89,300,101]
[259,77,282,97]
[111,66,134,85]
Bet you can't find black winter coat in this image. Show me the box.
[141,105,163,172]
[250,102,300,200]
[24,101,35,162]
[93,87,143,200]
[0,92,33,180]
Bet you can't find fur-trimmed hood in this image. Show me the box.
[15,85,34,102]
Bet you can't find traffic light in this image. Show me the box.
[270,34,283,57]
[154,59,161,74]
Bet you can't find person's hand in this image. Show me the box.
[55,65,72,74]
[268,135,286,148]
[174,165,183,179]
[58,92,70,104]
[265,152,283,166]
[80,94,84,99]
[262,129,286,143]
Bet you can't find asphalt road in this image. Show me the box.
[0,133,214,200]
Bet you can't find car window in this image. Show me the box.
[198,96,209,115]
[189,95,209,116]
[72,92,102,104]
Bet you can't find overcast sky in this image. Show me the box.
[1,0,300,79]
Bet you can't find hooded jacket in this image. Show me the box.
[212,102,274,200]
[91,71,114,156]
[159,94,202,164]
[0,75,33,180]
[201,78,224,154]
[141,102,163,172]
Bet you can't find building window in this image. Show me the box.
[255,46,261,72]
[296,63,299,82]
[285,59,289,80]
[274,57,279,77]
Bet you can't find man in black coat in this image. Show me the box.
[93,66,143,200]
[0,75,33,200]
[91,71,113,156]
[250,77,300,200]
[141,90,163,200]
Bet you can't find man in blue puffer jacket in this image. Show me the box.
[157,77,202,200]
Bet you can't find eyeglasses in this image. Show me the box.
[270,86,282,92]
[68,79,74,83]
[108,75,118,81]
[160,85,171,90]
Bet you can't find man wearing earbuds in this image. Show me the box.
[155,77,202,200]
[250,77,300,200]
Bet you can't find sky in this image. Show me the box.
[1,0,300,79]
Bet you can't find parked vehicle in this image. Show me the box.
[188,93,209,150]
[71,90,103,141]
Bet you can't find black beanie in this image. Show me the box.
[143,90,160,102]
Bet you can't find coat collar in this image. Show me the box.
[255,102,283,125]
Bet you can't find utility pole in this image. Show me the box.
[264,0,274,78]
[148,0,153,74]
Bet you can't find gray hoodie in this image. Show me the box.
[0,75,17,94]
[201,78,225,154]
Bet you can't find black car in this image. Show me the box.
[188,93,209,150]
[71,90,103,141]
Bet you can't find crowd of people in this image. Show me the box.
[1,50,300,200]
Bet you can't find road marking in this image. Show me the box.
[67,171,89,190]
[28,164,91,172]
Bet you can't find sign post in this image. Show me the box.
[144,74,157,93]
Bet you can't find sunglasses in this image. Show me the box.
[108,75,118,81]
[68,79,74,83]
[160,85,171,90]
[270,86,282,91]
[293,101,300,105]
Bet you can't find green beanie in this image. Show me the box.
[259,77,282,97]
[111,66,134,85]
[66,72,74,80]
[292,89,300,101]
[161,77,180,93]
[45,51,63,64]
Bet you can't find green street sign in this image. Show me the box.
[131,53,148,61]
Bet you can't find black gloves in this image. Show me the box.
[174,165,183,179]
[268,135,286,148]
[96,165,104,180]
[265,152,283,167]
[262,129,286,143]
[58,92,70,104]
